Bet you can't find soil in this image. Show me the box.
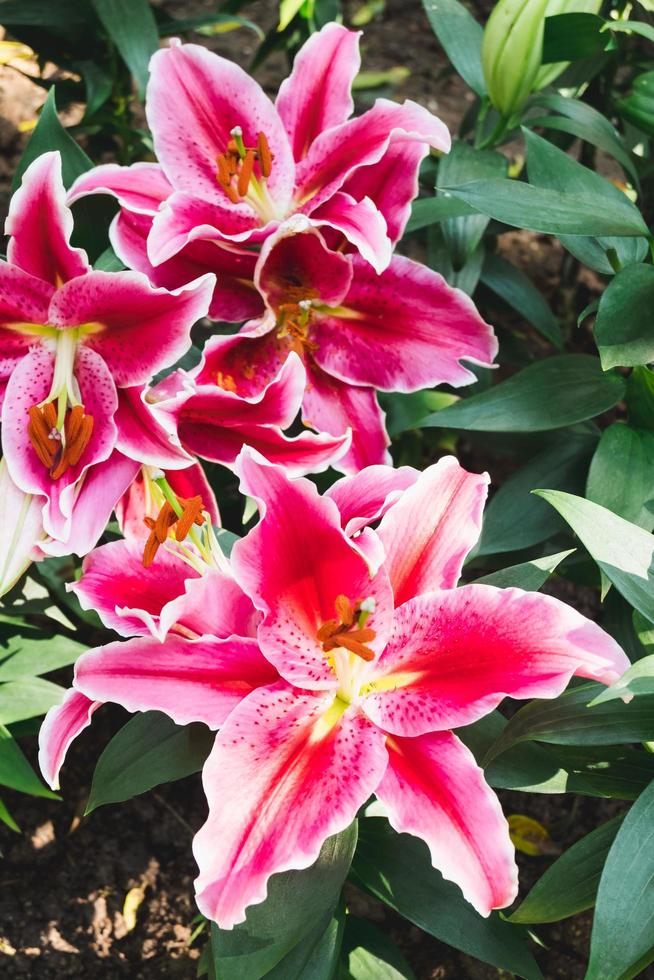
[0,1,640,977]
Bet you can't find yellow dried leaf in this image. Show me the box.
[508,814,551,856]
[122,885,146,932]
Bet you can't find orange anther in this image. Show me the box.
[237,149,256,198]
[257,131,273,178]
[318,596,376,662]
[28,405,57,468]
[174,495,206,542]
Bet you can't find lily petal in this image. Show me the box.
[376,732,518,916]
[364,586,630,737]
[276,23,361,162]
[7,151,89,286]
[115,385,192,469]
[0,458,44,596]
[377,456,488,603]
[193,681,388,927]
[310,192,391,274]
[67,162,173,214]
[296,98,450,213]
[326,464,419,536]
[111,209,262,322]
[48,269,214,387]
[74,633,276,728]
[255,219,352,310]
[70,537,201,638]
[312,255,498,392]
[302,362,391,474]
[232,448,394,689]
[38,690,100,790]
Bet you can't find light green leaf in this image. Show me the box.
[535,490,654,623]
[590,654,654,705]
[0,677,64,725]
[343,917,416,979]
[0,632,84,681]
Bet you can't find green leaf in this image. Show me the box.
[605,19,654,45]
[529,93,638,184]
[211,824,357,980]
[480,252,562,348]
[351,819,542,979]
[342,917,416,980]
[535,490,654,624]
[93,245,126,272]
[594,264,654,369]
[0,796,19,833]
[0,631,85,681]
[477,431,597,555]
[590,654,654,705]
[542,12,609,62]
[263,907,345,980]
[509,816,623,924]
[0,677,64,725]
[421,355,624,433]
[13,87,93,192]
[586,423,654,530]
[525,128,647,273]
[437,142,507,266]
[405,195,477,234]
[460,711,654,799]
[472,550,574,590]
[587,780,654,980]
[421,0,486,96]
[0,724,58,798]
[278,0,305,31]
[619,70,654,138]
[86,711,214,813]
[76,60,114,118]
[0,0,92,25]
[627,366,654,432]
[91,0,159,98]
[484,683,654,761]
[439,178,647,239]
[381,389,457,437]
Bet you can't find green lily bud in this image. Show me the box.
[533,0,603,90]
[482,0,550,119]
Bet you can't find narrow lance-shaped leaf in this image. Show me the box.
[587,780,654,980]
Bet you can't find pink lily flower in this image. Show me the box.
[67,22,451,307]
[39,450,629,926]
[193,219,497,471]
[0,151,214,556]
[39,533,270,788]
[151,350,351,476]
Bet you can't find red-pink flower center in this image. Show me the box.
[317,594,376,662]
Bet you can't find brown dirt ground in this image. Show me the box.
[0,1,643,977]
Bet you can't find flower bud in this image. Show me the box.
[481,0,603,118]
[482,0,550,118]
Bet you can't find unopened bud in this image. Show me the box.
[481,0,550,118]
